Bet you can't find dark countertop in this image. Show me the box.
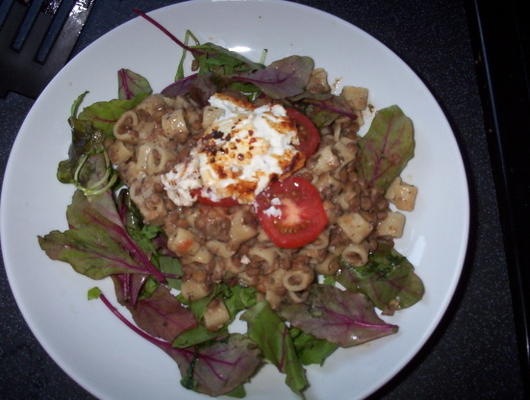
[0,0,525,398]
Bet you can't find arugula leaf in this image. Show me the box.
[70,91,89,118]
[278,285,398,347]
[359,105,414,191]
[337,245,425,313]
[235,55,314,99]
[117,69,152,100]
[38,190,165,282]
[290,328,338,366]
[241,301,308,395]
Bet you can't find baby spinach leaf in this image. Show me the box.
[87,286,102,300]
[224,285,257,319]
[193,42,263,75]
[173,324,228,348]
[290,328,338,366]
[117,69,152,100]
[126,285,197,341]
[77,93,149,136]
[98,289,260,397]
[358,105,414,191]
[158,256,182,290]
[38,190,166,282]
[178,334,262,397]
[279,285,398,347]
[235,55,314,99]
[57,92,145,184]
[226,385,246,398]
[174,285,256,348]
[241,301,308,395]
[337,245,425,313]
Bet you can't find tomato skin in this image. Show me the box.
[191,189,239,207]
[286,107,320,158]
[256,176,328,248]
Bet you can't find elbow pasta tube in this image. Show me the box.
[113,110,139,143]
[108,140,133,165]
[282,269,314,292]
[341,243,368,267]
[315,254,340,275]
[161,109,189,142]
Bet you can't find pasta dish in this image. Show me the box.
[38,11,424,398]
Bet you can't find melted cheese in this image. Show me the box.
[163,93,304,205]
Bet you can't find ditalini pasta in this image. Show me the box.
[105,86,418,309]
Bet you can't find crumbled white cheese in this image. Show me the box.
[240,255,251,264]
[271,197,282,206]
[263,205,282,218]
[161,151,201,206]
[163,93,302,206]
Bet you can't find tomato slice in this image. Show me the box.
[256,176,328,248]
[191,189,239,207]
[287,107,320,158]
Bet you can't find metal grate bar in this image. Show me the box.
[12,0,45,51]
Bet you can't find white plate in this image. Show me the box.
[0,0,469,399]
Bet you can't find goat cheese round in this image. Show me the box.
[162,93,304,205]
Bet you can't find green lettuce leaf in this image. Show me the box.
[235,55,314,99]
[127,285,197,341]
[359,105,414,190]
[77,93,149,136]
[279,285,398,347]
[193,42,263,75]
[337,245,425,313]
[177,333,262,397]
[290,328,338,366]
[174,285,256,348]
[117,69,152,100]
[241,301,308,395]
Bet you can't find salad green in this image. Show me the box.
[38,9,424,398]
